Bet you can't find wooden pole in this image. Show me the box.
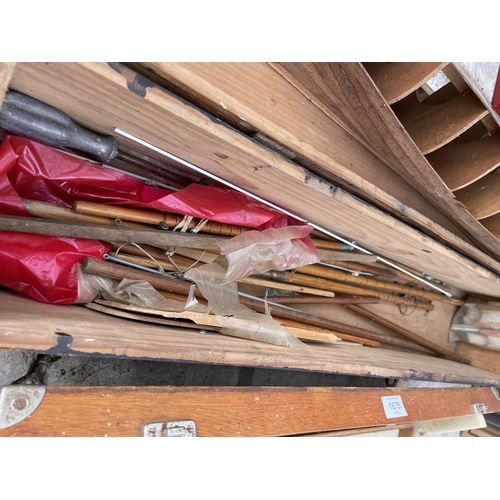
[259,296,381,305]
[0,215,227,251]
[81,258,432,354]
[73,200,251,236]
[296,264,464,306]
[344,304,470,364]
[260,270,435,311]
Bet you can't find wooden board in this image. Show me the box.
[454,170,500,220]
[274,62,500,262]
[481,212,500,238]
[456,341,500,374]
[0,63,15,106]
[7,62,500,294]
[392,90,489,154]
[363,62,447,104]
[1,385,500,437]
[135,62,471,244]
[1,290,500,385]
[426,133,500,191]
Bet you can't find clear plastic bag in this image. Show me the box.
[449,297,500,351]
[186,261,303,349]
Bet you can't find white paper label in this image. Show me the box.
[381,395,408,419]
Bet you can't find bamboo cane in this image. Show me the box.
[73,200,251,236]
[296,264,464,306]
[81,258,430,353]
[326,261,399,279]
[108,252,336,298]
[260,270,435,311]
[344,304,471,364]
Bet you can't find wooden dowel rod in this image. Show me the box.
[327,261,399,279]
[259,296,381,305]
[311,239,354,251]
[296,264,463,306]
[73,200,251,237]
[22,199,146,229]
[238,296,436,354]
[316,249,378,263]
[81,258,431,354]
[112,243,197,267]
[277,318,380,347]
[344,304,471,364]
[261,270,434,310]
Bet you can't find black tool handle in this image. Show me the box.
[0,91,117,163]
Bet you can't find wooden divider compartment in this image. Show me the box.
[2,62,500,387]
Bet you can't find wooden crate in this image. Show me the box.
[2,62,500,392]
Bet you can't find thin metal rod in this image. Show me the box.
[114,128,451,297]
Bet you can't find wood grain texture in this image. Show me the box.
[0,62,15,107]
[392,90,488,154]
[2,289,500,385]
[364,62,447,104]
[481,212,500,237]
[137,62,472,244]
[275,62,500,262]
[426,133,500,191]
[456,341,500,374]
[1,385,500,437]
[8,62,500,295]
[0,215,227,250]
[454,170,500,220]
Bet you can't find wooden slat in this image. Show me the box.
[393,89,489,154]
[455,170,500,219]
[481,212,500,238]
[274,62,500,262]
[0,63,15,108]
[137,62,472,245]
[1,385,500,437]
[8,62,500,295]
[426,133,500,191]
[1,289,500,385]
[456,341,500,374]
[363,62,447,104]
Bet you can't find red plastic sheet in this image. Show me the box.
[0,136,310,304]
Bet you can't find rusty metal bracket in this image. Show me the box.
[0,385,46,429]
[143,420,196,437]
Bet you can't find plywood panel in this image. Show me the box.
[426,133,500,191]
[275,62,500,261]
[8,62,500,294]
[1,290,500,385]
[364,62,447,104]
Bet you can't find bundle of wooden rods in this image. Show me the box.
[15,197,469,362]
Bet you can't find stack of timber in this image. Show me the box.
[3,62,500,387]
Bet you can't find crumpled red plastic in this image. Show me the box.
[0,135,315,304]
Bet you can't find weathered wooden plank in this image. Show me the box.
[364,62,447,104]
[1,385,500,437]
[392,89,489,154]
[0,215,228,250]
[426,133,500,191]
[275,62,500,262]
[0,62,15,107]
[456,341,500,374]
[136,62,471,243]
[1,290,500,385]
[455,171,500,220]
[8,62,500,294]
